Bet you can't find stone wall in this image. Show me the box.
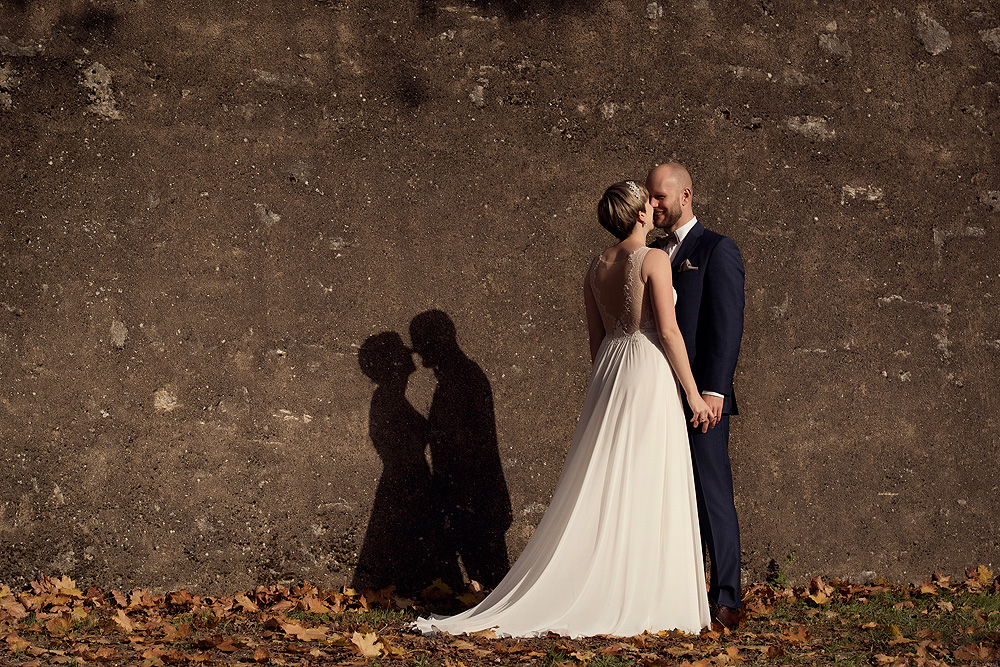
[1,0,998,593]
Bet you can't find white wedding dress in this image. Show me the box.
[413,246,710,638]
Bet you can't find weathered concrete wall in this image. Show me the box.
[1,0,998,593]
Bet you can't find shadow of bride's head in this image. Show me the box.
[358,331,416,385]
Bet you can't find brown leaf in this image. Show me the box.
[300,594,332,614]
[638,653,669,667]
[394,594,416,609]
[281,621,328,641]
[216,638,241,652]
[0,586,28,620]
[351,631,384,658]
[161,622,193,641]
[114,608,136,633]
[954,642,995,661]
[469,628,497,639]
[167,590,194,607]
[45,614,73,636]
[253,646,270,663]
[5,634,31,653]
[783,625,809,644]
[129,588,154,609]
[665,642,698,658]
[235,593,260,613]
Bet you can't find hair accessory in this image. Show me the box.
[625,180,642,199]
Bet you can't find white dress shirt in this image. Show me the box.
[664,217,724,400]
[664,216,699,260]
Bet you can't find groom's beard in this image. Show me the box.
[654,209,680,230]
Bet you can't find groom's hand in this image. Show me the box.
[702,394,725,430]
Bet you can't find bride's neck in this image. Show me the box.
[617,227,648,250]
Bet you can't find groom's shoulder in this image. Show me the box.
[699,225,741,252]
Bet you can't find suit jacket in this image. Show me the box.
[652,222,745,415]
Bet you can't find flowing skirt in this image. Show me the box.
[412,330,710,638]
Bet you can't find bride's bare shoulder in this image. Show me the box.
[640,247,670,276]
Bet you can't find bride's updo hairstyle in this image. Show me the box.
[598,180,649,240]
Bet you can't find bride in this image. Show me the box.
[413,180,713,638]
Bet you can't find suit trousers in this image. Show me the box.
[688,416,741,609]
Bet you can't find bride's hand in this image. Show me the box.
[687,394,714,433]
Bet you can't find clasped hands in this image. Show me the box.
[689,394,724,434]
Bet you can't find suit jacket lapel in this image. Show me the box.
[672,222,705,269]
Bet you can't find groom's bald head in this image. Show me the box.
[645,162,694,232]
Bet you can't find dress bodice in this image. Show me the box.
[590,246,669,339]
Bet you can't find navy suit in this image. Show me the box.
[653,221,745,610]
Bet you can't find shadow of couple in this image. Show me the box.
[353,310,512,595]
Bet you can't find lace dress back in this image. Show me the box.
[589,246,658,339]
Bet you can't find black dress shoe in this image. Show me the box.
[711,605,740,630]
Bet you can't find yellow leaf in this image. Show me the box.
[808,590,830,605]
[54,576,83,599]
[888,624,912,644]
[457,592,484,606]
[430,579,453,594]
[351,631,384,658]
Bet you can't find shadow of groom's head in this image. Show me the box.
[409,310,458,369]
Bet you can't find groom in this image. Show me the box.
[646,163,745,629]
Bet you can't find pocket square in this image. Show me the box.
[678,259,698,272]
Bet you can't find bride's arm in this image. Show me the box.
[583,271,605,363]
[644,250,714,430]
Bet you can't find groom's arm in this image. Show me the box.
[700,237,745,396]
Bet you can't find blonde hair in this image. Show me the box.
[597,181,648,240]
